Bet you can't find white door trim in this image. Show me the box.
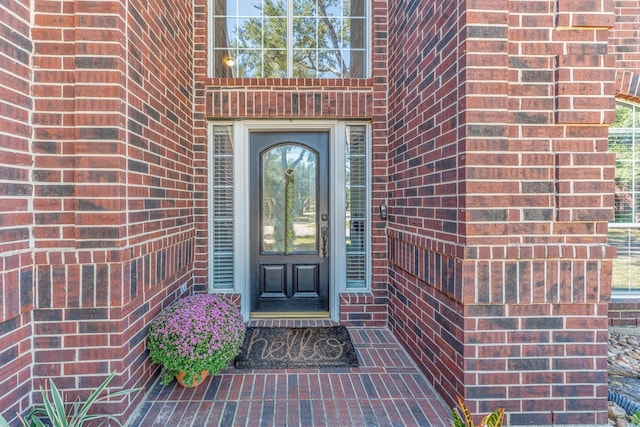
[232,121,346,321]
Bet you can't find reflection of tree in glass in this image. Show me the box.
[236,0,351,77]
[237,1,286,77]
[609,228,640,290]
[611,135,633,189]
[609,102,640,290]
[612,103,634,128]
[263,146,315,253]
[610,103,638,222]
[610,134,635,222]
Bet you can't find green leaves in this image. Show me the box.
[147,294,245,386]
[0,414,11,427]
[20,372,140,427]
[480,408,505,427]
[451,396,504,427]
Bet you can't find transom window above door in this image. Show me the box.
[212,0,367,78]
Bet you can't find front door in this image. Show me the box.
[249,132,330,314]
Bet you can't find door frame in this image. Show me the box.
[231,121,348,321]
[249,131,330,313]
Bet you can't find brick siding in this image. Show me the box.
[0,0,638,424]
[611,1,640,75]
[0,0,34,421]
[612,0,640,101]
[387,0,615,424]
[609,299,640,326]
[1,0,198,422]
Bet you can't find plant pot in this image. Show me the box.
[175,370,209,387]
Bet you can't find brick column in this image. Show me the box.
[0,1,34,421]
[29,0,133,415]
[388,0,616,424]
[28,0,197,421]
[462,1,615,424]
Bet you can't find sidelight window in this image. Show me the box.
[345,125,367,288]
[211,125,235,290]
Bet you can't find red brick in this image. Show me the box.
[1,0,634,425]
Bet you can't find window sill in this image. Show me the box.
[611,293,640,302]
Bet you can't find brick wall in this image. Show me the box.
[609,299,640,326]
[612,0,640,72]
[0,0,197,423]
[0,0,34,422]
[192,0,210,292]
[1,0,634,424]
[611,0,640,100]
[387,0,616,424]
[386,0,468,415]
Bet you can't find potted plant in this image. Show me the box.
[147,294,245,387]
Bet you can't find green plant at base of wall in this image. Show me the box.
[10,372,139,427]
[630,410,640,426]
[451,396,504,427]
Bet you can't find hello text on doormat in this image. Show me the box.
[234,326,359,369]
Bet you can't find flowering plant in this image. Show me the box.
[147,294,245,386]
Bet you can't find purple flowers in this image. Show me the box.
[147,294,245,386]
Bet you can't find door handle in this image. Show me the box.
[321,226,328,257]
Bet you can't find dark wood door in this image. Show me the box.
[250,132,329,314]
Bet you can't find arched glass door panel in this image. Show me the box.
[261,145,318,254]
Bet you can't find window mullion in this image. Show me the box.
[287,0,293,77]
[634,118,637,226]
[631,106,635,292]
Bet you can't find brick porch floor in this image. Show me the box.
[127,321,451,426]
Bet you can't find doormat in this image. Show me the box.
[235,326,359,369]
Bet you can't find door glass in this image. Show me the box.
[262,144,317,254]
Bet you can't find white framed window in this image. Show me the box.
[609,100,640,293]
[345,124,368,288]
[211,0,368,78]
[209,124,235,290]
